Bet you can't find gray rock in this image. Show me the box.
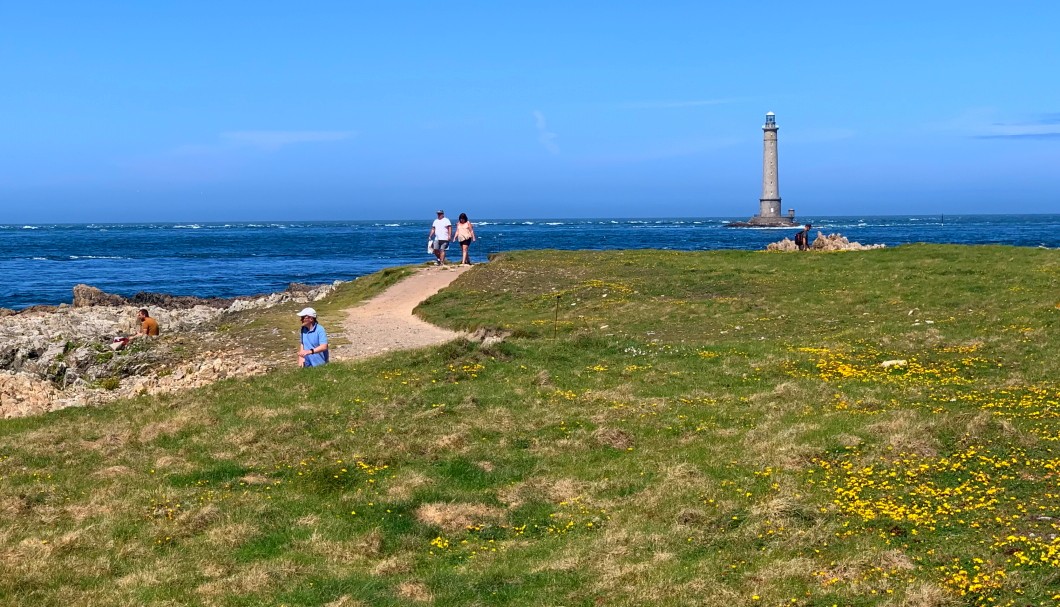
[73,284,126,307]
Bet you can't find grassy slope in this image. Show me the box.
[1,245,1058,607]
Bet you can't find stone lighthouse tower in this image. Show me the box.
[731,112,796,227]
[759,112,782,219]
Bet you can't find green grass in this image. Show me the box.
[1,245,1059,606]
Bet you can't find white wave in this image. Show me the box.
[69,255,126,260]
[22,225,38,229]
[544,222,565,226]
[174,224,202,229]
[32,257,47,260]
[384,223,401,227]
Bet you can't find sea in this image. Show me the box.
[2,214,1058,310]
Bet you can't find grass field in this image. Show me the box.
[1,244,1058,606]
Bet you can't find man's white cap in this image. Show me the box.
[297,307,317,318]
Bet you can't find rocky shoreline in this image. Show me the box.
[766,231,886,252]
[0,282,343,419]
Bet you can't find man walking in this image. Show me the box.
[794,224,812,251]
[429,209,452,266]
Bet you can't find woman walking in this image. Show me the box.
[455,213,477,265]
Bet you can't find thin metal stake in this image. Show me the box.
[553,295,560,340]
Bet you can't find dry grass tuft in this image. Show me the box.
[888,581,950,607]
[138,411,196,443]
[79,429,132,455]
[750,494,801,520]
[415,502,506,533]
[94,465,134,478]
[384,470,432,501]
[296,514,320,527]
[498,477,596,508]
[755,556,817,584]
[205,522,255,548]
[152,455,188,470]
[745,421,820,469]
[593,427,634,450]
[371,556,412,576]
[195,562,279,598]
[546,478,589,502]
[532,370,552,386]
[833,433,864,449]
[676,508,706,526]
[358,528,384,557]
[397,581,433,603]
[117,567,162,589]
[867,411,938,457]
[239,405,283,420]
[240,473,272,485]
[432,432,466,452]
[176,503,220,534]
[963,410,1031,444]
[325,595,366,607]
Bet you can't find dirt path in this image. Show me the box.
[333,264,472,361]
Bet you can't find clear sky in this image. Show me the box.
[1,1,1058,222]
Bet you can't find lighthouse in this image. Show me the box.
[759,112,782,219]
[728,112,796,227]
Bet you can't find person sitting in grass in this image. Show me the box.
[297,307,329,367]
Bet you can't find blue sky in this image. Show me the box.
[1,1,1058,222]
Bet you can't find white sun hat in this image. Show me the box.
[297,307,317,318]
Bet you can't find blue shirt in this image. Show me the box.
[300,323,329,367]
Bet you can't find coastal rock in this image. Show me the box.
[766,232,885,252]
[812,232,886,251]
[73,284,127,307]
[0,279,346,418]
[0,371,72,418]
[766,238,798,252]
[128,292,232,310]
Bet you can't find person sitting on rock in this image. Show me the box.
[133,308,160,339]
[112,308,159,350]
[297,307,329,368]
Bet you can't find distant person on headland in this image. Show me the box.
[794,224,812,251]
[429,210,452,266]
[297,307,329,368]
[455,212,477,265]
[112,308,159,350]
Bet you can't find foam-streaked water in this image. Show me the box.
[2,214,1058,309]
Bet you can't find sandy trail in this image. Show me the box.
[333,265,471,361]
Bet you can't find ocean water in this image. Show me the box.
[2,214,1058,310]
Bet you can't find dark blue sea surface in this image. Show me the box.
[1,214,1057,309]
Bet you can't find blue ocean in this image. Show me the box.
[2,214,1058,310]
